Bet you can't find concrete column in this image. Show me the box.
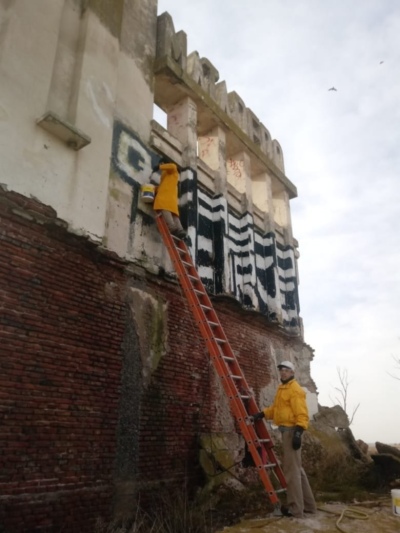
[198,126,229,295]
[198,126,227,193]
[167,96,197,166]
[166,97,198,245]
[272,189,293,242]
[252,171,276,234]
[226,151,252,212]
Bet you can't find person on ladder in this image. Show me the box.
[251,360,317,518]
[151,156,187,240]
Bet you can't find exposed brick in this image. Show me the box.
[0,188,303,532]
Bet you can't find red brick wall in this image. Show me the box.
[0,189,300,531]
[0,190,127,531]
[136,282,212,486]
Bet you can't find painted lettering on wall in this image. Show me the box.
[111,121,300,329]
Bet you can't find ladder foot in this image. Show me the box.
[273,503,283,516]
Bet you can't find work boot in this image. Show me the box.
[175,229,187,239]
[280,505,294,518]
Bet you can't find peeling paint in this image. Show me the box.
[86,78,111,128]
[127,286,167,387]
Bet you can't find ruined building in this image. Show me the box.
[0,1,317,530]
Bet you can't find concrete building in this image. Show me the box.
[0,0,317,530]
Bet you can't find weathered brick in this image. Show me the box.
[0,187,303,531]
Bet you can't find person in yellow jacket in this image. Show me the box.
[151,157,187,239]
[251,360,317,518]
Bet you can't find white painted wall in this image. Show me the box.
[0,1,120,240]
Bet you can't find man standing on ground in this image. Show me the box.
[251,360,317,518]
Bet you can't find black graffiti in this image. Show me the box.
[112,121,300,328]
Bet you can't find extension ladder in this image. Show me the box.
[155,214,287,511]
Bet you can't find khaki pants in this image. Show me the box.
[281,429,317,518]
[160,210,184,235]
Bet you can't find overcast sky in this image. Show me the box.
[156,0,400,444]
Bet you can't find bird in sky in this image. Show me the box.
[328,87,337,91]
[380,60,384,64]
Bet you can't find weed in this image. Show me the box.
[95,488,214,533]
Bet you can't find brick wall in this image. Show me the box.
[0,188,300,531]
[0,190,128,531]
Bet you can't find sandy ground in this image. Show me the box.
[215,501,400,533]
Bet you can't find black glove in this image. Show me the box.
[251,411,265,422]
[292,426,304,450]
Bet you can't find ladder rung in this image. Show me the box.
[155,214,286,506]
[194,288,205,295]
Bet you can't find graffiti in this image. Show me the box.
[111,121,299,329]
[166,112,185,135]
[111,123,153,187]
[196,186,299,327]
[199,136,214,159]
[227,158,244,178]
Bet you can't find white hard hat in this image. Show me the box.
[277,360,295,371]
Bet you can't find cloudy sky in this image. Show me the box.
[156,0,400,444]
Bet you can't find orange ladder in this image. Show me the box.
[156,214,287,511]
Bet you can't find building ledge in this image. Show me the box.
[154,55,297,199]
[36,111,91,151]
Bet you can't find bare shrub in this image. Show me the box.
[150,489,211,533]
[95,488,213,533]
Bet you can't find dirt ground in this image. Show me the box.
[215,500,400,533]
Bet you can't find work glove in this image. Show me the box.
[251,411,265,422]
[292,426,304,450]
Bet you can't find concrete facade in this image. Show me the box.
[0,1,317,530]
[0,0,301,331]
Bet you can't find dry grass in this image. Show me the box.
[95,489,214,533]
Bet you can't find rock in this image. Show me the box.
[376,442,400,459]
[313,404,350,430]
[371,453,400,482]
[339,428,370,462]
[357,439,369,454]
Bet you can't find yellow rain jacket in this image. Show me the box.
[153,163,180,215]
[262,378,309,430]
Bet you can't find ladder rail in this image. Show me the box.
[155,214,287,502]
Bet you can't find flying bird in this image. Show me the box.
[380,60,384,64]
[328,87,337,91]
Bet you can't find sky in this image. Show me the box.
[156,0,400,444]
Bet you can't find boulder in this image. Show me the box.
[338,428,370,462]
[376,442,400,459]
[313,404,350,432]
[357,439,369,454]
[370,453,400,484]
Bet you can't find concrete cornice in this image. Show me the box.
[154,55,297,199]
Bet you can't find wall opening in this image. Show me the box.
[153,104,167,129]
